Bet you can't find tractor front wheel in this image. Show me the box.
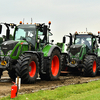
[83,55,97,77]
[15,54,39,84]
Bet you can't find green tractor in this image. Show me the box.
[61,32,100,76]
[0,21,62,83]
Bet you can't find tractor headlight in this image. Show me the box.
[7,50,12,55]
[75,53,80,58]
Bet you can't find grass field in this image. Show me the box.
[1,80,100,100]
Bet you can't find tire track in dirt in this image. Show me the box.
[0,71,100,98]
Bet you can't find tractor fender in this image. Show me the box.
[83,53,97,60]
[23,51,41,59]
[48,45,61,57]
[86,53,97,57]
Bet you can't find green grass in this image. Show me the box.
[1,80,100,100]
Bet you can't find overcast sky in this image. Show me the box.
[0,0,100,43]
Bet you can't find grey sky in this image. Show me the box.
[0,0,100,43]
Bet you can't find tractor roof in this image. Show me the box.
[18,22,51,32]
[74,32,97,37]
[18,24,36,29]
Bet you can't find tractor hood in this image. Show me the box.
[70,44,83,56]
[1,40,28,58]
[1,40,18,55]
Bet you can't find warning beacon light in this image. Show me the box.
[19,21,22,24]
[48,21,51,28]
[98,31,100,38]
[98,31,100,34]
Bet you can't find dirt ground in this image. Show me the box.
[0,71,100,98]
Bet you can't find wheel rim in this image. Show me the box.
[51,55,59,76]
[93,61,96,73]
[29,61,36,77]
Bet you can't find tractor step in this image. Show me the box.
[60,71,71,76]
[61,71,71,74]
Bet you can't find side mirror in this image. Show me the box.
[63,36,66,43]
[0,25,2,34]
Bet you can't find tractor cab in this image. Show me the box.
[14,22,52,51]
[74,34,92,50]
[14,24,36,48]
[63,32,98,55]
[74,32,98,54]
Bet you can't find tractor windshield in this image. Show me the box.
[14,25,36,46]
[75,35,92,49]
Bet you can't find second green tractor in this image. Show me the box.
[58,32,100,76]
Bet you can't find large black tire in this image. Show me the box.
[83,55,97,77]
[15,54,39,84]
[40,49,61,80]
[8,68,16,81]
[0,69,3,79]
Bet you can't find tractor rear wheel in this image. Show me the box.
[42,49,61,80]
[0,69,3,79]
[83,55,97,76]
[15,54,39,84]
